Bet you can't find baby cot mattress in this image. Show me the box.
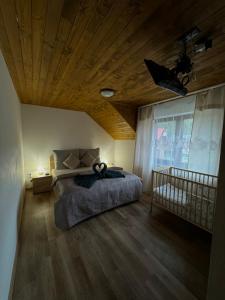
[153,183,214,231]
[153,183,188,206]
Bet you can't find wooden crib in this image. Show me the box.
[151,167,218,233]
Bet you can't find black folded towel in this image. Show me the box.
[73,174,98,189]
[73,169,125,188]
[104,170,125,179]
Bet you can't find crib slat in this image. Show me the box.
[194,183,198,224]
[158,172,160,205]
[162,173,165,206]
[162,173,165,207]
[199,184,204,226]
[181,176,185,217]
[174,176,177,214]
[176,177,179,216]
[205,176,210,229]
[171,166,217,179]
[169,173,172,211]
[160,173,163,205]
[156,172,159,204]
[165,173,168,210]
[151,168,217,234]
[180,177,183,216]
[189,180,194,221]
[212,189,217,232]
[154,172,157,204]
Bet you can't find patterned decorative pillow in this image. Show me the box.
[53,149,79,169]
[80,152,96,167]
[63,153,80,169]
[79,148,100,167]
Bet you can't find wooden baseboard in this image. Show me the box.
[8,185,26,300]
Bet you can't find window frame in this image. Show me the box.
[153,113,194,169]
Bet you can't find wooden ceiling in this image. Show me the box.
[1,0,225,139]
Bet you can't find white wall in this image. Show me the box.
[0,52,24,300]
[21,104,136,177]
[114,140,135,172]
[21,105,115,177]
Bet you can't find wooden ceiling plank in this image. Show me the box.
[35,0,64,105]
[40,0,78,106]
[84,1,164,86]
[31,0,48,104]
[47,0,99,105]
[49,0,116,105]
[111,103,137,130]
[49,0,151,105]
[65,0,202,103]
[87,111,135,139]
[62,1,164,102]
[92,1,225,101]
[1,0,225,139]
[15,0,33,102]
[0,6,22,99]
[0,0,26,99]
[81,1,166,88]
[57,0,130,95]
[89,0,221,96]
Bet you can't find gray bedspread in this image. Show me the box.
[54,169,142,229]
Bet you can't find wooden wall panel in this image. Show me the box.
[1,0,225,138]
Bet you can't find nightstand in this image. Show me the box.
[32,175,53,194]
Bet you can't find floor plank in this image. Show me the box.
[13,191,211,300]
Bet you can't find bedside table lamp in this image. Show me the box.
[37,165,46,176]
[107,162,115,168]
[101,158,114,168]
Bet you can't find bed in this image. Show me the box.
[151,167,217,232]
[50,149,142,230]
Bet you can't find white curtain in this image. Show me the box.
[153,96,196,170]
[133,106,154,192]
[134,86,225,191]
[188,87,225,175]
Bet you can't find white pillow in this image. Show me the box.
[63,153,80,169]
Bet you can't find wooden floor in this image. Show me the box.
[13,191,211,300]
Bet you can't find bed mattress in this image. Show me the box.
[53,168,142,229]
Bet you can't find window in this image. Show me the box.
[153,113,193,169]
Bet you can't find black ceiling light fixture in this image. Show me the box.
[144,26,212,96]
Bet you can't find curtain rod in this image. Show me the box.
[139,82,225,109]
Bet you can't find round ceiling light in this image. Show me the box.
[100,88,115,98]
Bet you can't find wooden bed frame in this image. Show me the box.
[50,154,55,174]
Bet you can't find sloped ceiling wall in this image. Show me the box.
[0,0,225,139]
